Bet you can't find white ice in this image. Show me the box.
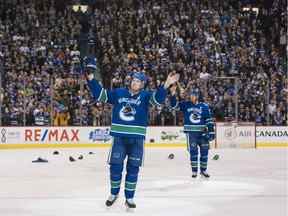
[0,148,287,216]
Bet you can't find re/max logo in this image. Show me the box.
[25,129,79,142]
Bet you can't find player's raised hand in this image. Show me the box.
[164,72,180,89]
[177,82,185,94]
[176,82,186,99]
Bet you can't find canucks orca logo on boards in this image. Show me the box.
[119,103,136,121]
[188,108,202,124]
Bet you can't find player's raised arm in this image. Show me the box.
[204,104,215,141]
[86,73,116,105]
[168,84,179,109]
[149,72,179,106]
[169,83,186,111]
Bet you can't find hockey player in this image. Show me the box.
[86,66,179,209]
[170,85,215,178]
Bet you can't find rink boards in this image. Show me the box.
[0,126,287,149]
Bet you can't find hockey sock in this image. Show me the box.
[190,147,198,173]
[124,164,139,199]
[110,164,123,195]
[200,145,209,172]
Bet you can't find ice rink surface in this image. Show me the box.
[0,147,287,216]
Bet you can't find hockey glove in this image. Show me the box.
[203,133,215,142]
[208,133,215,142]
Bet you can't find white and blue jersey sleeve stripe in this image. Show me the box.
[87,79,115,104]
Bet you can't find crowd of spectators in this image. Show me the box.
[0,0,287,126]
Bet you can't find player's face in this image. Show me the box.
[190,95,198,104]
[131,78,144,92]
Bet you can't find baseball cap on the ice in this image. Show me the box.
[132,72,147,83]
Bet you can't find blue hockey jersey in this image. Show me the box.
[170,96,215,135]
[87,79,167,138]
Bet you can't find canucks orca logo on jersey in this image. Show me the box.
[189,108,202,124]
[119,103,136,122]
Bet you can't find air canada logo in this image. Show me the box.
[1,128,6,143]
[119,103,136,122]
[256,130,288,137]
[224,127,237,140]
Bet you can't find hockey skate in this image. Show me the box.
[200,171,210,178]
[125,198,136,210]
[192,172,197,178]
[105,195,118,207]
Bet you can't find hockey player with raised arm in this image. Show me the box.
[169,84,215,178]
[86,65,179,209]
